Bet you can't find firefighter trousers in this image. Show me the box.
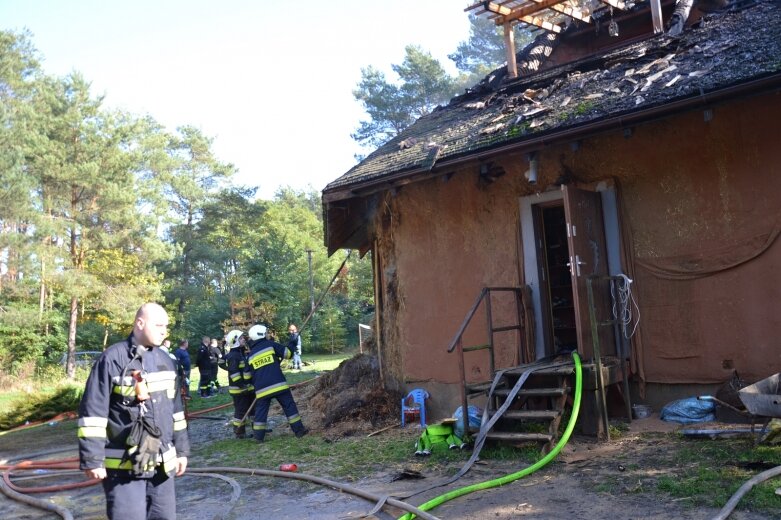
[231,391,255,427]
[253,389,305,441]
[102,468,175,520]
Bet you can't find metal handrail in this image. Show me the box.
[447,286,527,437]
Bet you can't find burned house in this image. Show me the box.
[322,0,781,439]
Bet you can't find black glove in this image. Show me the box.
[127,414,162,477]
[132,433,161,476]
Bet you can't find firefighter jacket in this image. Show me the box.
[247,338,293,399]
[78,336,190,476]
[225,347,253,395]
[195,343,215,372]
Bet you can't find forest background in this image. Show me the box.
[0,16,527,380]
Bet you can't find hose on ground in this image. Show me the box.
[710,463,781,520]
[398,351,583,520]
[187,467,443,520]
[6,457,441,520]
[0,471,74,520]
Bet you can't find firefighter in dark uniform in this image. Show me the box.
[196,336,215,397]
[222,329,255,438]
[78,303,190,520]
[246,324,308,442]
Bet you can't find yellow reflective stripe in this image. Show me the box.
[112,385,135,396]
[79,416,108,427]
[78,426,107,438]
[161,446,177,462]
[145,370,176,383]
[163,458,177,473]
[229,373,241,382]
[162,446,177,473]
[173,412,185,422]
[104,458,133,470]
[173,418,187,431]
[255,382,288,399]
[146,379,175,393]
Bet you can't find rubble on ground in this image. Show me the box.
[300,353,402,437]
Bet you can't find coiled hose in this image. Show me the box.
[398,351,583,520]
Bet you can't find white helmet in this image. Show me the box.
[248,324,267,341]
[224,329,243,350]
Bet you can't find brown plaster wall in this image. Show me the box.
[373,90,781,406]
[374,163,531,387]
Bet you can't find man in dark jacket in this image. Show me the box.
[246,324,308,442]
[196,336,214,397]
[78,303,189,520]
[174,339,191,400]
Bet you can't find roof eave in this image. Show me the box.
[324,71,781,206]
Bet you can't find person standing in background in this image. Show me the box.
[196,336,214,398]
[288,324,302,370]
[174,339,191,400]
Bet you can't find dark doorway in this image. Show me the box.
[539,204,578,355]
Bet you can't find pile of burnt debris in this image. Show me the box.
[300,353,402,437]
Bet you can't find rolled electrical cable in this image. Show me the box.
[398,351,583,520]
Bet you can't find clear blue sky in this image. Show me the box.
[0,0,473,199]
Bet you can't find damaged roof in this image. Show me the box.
[325,1,781,194]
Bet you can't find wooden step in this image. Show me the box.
[484,431,554,443]
[504,365,574,377]
[466,380,505,395]
[488,409,560,420]
[494,387,566,398]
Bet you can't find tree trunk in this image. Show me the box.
[66,295,78,379]
[39,260,46,325]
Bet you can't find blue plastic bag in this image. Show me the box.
[660,396,715,424]
[453,405,482,438]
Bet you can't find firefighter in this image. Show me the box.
[196,336,214,397]
[222,329,255,438]
[246,324,308,442]
[77,303,190,520]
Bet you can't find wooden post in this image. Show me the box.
[650,0,663,34]
[503,22,518,79]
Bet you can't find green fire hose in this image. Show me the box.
[398,351,583,520]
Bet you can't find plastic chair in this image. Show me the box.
[401,388,429,427]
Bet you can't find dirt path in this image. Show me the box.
[0,414,772,519]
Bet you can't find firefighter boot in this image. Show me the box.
[234,425,246,438]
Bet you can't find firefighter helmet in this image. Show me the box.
[248,324,267,341]
[225,329,243,350]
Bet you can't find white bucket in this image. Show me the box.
[632,404,652,419]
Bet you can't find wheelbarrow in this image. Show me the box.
[738,372,781,418]
[737,372,781,444]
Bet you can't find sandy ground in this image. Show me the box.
[2,408,776,520]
